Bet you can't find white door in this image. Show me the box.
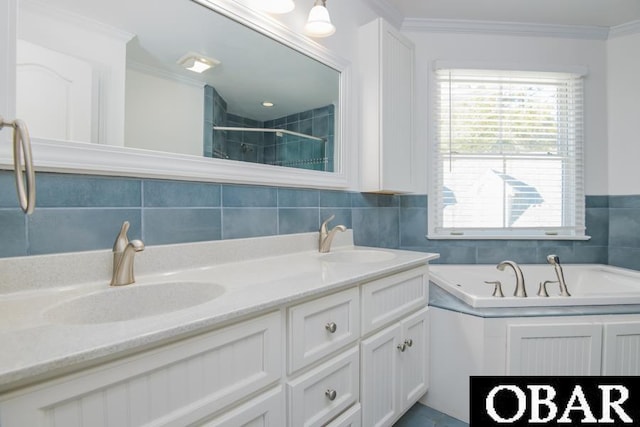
[16,39,95,143]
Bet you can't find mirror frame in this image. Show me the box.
[0,0,351,189]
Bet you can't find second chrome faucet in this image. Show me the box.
[111,221,145,286]
[319,215,346,253]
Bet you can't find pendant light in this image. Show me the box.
[304,0,335,37]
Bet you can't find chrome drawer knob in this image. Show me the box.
[397,343,406,352]
[404,338,413,347]
[325,322,337,333]
[325,389,337,401]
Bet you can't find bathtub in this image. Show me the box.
[429,264,640,308]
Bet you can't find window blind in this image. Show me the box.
[430,68,585,239]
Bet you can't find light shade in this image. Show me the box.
[254,0,295,14]
[304,0,335,37]
[177,53,220,74]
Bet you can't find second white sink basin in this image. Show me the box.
[321,249,397,263]
[44,282,225,324]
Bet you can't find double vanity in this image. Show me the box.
[0,230,438,426]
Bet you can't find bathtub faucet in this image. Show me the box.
[547,254,571,297]
[496,260,527,297]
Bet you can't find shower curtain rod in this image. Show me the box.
[212,126,325,142]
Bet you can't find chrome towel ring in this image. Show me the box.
[0,116,36,214]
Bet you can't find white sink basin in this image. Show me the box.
[44,282,225,324]
[321,249,396,263]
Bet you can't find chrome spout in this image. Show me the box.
[111,221,144,286]
[497,260,527,297]
[547,254,571,297]
[319,214,346,253]
[111,240,144,286]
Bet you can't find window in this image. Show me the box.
[429,67,586,239]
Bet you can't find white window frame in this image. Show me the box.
[428,62,590,240]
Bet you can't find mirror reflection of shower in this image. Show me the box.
[204,85,334,172]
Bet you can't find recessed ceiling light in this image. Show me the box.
[177,53,220,74]
[262,101,275,107]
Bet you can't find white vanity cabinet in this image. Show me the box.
[0,311,282,426]
[358,17,415,193]
[0,262,433,427]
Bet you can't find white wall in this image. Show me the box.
[125,69,204,156]
[607,30,640,195]
[17,3,131,146]
[403,30,609,195]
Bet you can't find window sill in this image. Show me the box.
[426,234,592,241]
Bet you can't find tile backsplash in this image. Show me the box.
[0,171,637,270]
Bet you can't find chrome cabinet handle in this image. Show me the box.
[325,389,337,401]
[404,338,413,347]
[1,117,35,214]
[397,343,406,352]
[325,322,337,333]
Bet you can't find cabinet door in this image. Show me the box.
[361,323,402,427]
[507,322,602,375]
[400,307,429,409]
[603,321,640,375]
[358,18,415,193]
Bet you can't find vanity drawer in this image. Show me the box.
[287,346,359,427]
[198,385,284,427]
[288,287,360,373]
[361,266,428,335]
[325,403,361,427]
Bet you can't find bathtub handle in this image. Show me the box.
[538,280,557,297]
[484,280,504,298]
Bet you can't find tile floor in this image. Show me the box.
[394,403,468,427]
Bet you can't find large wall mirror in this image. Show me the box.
[10,0,350,187]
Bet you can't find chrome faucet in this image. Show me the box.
[547,254,571,296]
[111,221,145,286]
[496,260,527,297]
[319,215,346,253]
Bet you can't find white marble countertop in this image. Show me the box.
[0,231,438,393]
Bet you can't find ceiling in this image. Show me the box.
[21,0,338,122]
[386,0,640,28]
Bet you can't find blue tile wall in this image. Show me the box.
[204,84,334,171]
[0,170,638,271]
[609,195,640,269]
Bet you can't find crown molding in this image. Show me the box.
[609,20,640,38]
[365,0,404,29]
[401,18,610,40]
[19,0,134,42]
